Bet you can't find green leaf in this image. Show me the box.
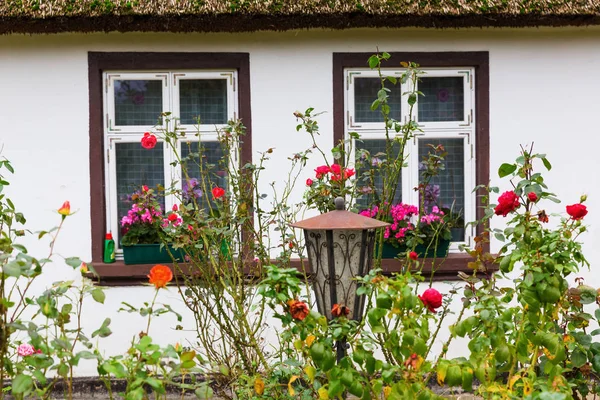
[368,56,379,69]
[328,380,344,398]
[92,318,112,338]
[593,354,600,373]
[498,163,517,178]
[594,308,600,322]
[12,374,33,395]
[571,348,587,368]
[65,257,82,269]
[195,384,213,399]
[542,157,552,171]
[408,93,417,106]
[91,288,105,304]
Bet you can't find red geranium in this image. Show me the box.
[141,132,157,149]
[287,299,309,321]
[418,288,442,313]
[212,187,226,199]
[494,191,520,217]
[566,203,587,220]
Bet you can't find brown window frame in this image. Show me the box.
[333,52,491,279]
[88,52,251,285]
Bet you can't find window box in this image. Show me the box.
[379,240,450,259]
[122,244,185,265]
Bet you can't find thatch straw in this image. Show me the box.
[1,0,599,34]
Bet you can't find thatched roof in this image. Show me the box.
[1,0,600,34]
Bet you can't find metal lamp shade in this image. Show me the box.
[292,198,389,321]
[303,228,376,321]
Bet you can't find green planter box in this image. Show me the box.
[378,240,450,259]
[122,244,185,265]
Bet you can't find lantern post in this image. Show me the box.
[292,197,389,361]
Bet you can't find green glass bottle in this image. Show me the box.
[103,232,116,263]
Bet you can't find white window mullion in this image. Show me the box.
[105,136,120,246]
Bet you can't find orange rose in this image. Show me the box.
[287,299,309,321]
[331,303,350,318]
[148,264,173,289]
[58,201,71,217]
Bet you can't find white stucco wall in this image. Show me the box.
[1,26,600,375]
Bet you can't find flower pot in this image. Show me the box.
[122,244,185,265]
[378,239,450,259]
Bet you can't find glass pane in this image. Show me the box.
[418,138,465,241]
[417,77,464,122]
[114,80,163,126]
[115,143,165,244]
[354,78,402,123]
[179,79,228,125]
[180,141,228,209]
[355,139,402,211]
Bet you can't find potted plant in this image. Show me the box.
[120,185,184,265]
[360,202,454,258]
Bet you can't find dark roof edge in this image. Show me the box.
[2,13,600,35]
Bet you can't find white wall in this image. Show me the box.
[1,26,600,374]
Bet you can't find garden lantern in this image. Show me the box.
[292,197,389,321]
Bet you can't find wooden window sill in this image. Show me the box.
[90,253,494,286]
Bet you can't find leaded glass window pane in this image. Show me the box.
[418,138,465,241]
[355,139,402,210]
[114,80,163,126]
[417,77,464,122]
[115,143,165,243]
[180,141,228,209]
[179,80,228,125]
[354,78,402,123]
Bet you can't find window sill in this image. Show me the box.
[90,253,495,286]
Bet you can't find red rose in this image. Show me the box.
[527,192,538,202]
[287,299,309,321]
[142,185,149,192]
[212,187,226,199]
[409,251,418,261]
[566,203,587,220]
[315,165,330,179]
[172,204,178,211]
[330,164,342,175]
[141,132,157,149]
[494,191,520,217]
[343,168,355,179]
[306,178,313,186]
[168,213,178,222]
[331,303,350,318]
[418,288,442,313]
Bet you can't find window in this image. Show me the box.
[346,68,475,250]
[104,71,237,250]
[333,52,489,277]
[88,53,251,283]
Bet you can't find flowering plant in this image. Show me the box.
[120,185,165,246]
[304,162,356,213]
[360,202,454,249]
